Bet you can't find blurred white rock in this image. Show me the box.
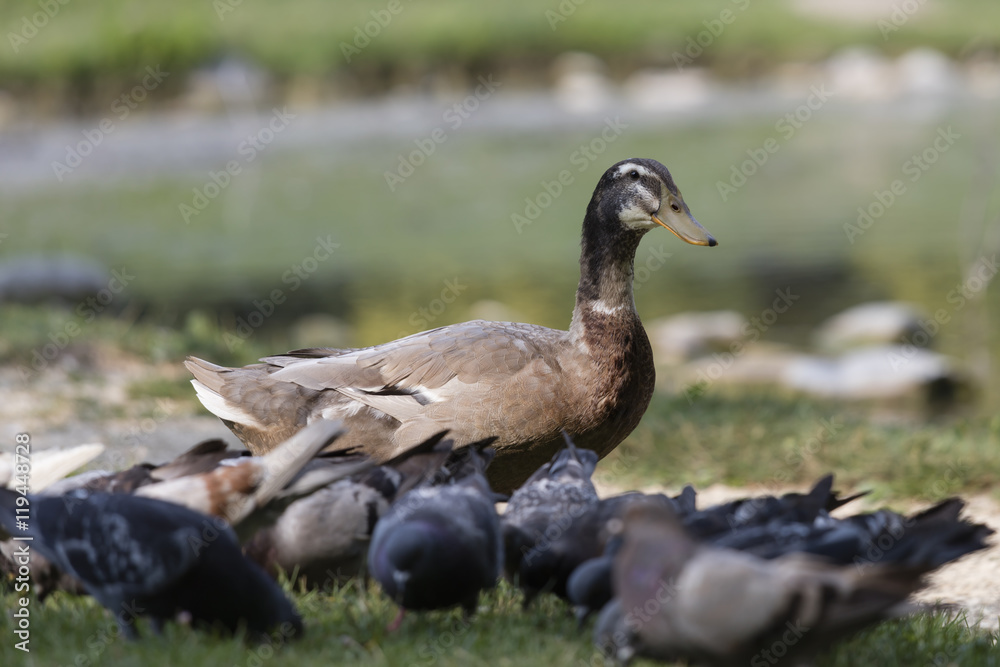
[781,344,965,403]
[825,47,897,100]
[622,68,711,112]
[183,57,270,113]
[648,310,747,365]
[672,343,805,391]
[814,301,929,353]
[552,52,613,114]
[897,48,960,96]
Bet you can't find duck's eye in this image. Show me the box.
[629,170,640,180]
[670,202,681,212]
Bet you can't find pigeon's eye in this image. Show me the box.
[670,202,681,212]
[629,170,640,180]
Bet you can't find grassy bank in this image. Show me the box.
[0,580,997,667]
[2,0,1000,102]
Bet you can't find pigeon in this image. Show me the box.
[134,419,360,540]
[243,431,454,586]
[515,487,692,608]
[604,499,992,666]
[680,474,865,541]
[368,441,502,628]
[0,443,106,599]
[0,487,302,640]
[40,439,246,498]
[572,476,979,628]
[8,421,349,601]
[566,546,617,626]
[501,433,599,603]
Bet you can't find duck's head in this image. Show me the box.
[589,158,717,247]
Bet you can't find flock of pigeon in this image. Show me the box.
[0,420,992,665]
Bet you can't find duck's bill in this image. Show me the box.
[651,211,718,247]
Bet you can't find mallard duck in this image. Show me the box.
[185,158,717,493]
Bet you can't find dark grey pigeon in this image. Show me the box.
[682,473,865,540]
[367,441,501,629]
[244,431,454,586]
[515,489,690,607]
[501,432,599,603]
[566,549,616,626]
[0,487,302,640]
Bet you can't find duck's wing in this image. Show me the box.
[239,321,562,418]
[187,320,570,455]
[268,320,565,405]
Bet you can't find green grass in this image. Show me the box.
[0,584,1000,667]
[604,392,1000,502]
[0,580,996,666]
[2,0,1000,91]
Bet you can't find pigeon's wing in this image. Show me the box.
[36,494,210,602]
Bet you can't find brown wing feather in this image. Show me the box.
[268,321,567,392]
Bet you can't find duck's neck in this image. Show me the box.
[570,211,645,342]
